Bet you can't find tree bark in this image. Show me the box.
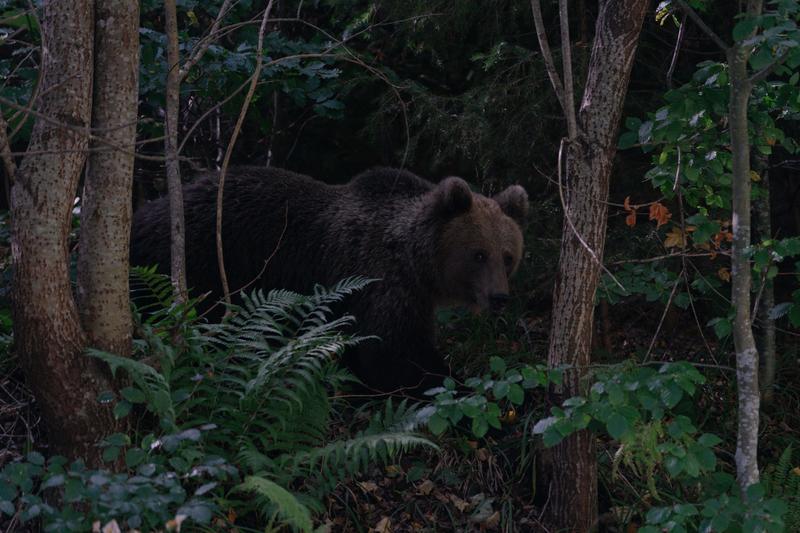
[164,0,188,301]
[77,0,140,356]
[10,0,116,463]
[753,159,775,404]
[728,42,761,492]
[543,2,647,531]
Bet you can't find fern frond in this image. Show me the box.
[236,476,313,533]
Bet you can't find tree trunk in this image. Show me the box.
[77,0,140,356]
[164,0,188,301]
[544,2,648,531]
[753,159,775,404]
[727,43,760,492]
[10,0,116,463]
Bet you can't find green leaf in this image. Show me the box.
[733,18,758,41]
[125,448,147,468]
[507,384,524,405]
[102,446,120,463]
[428,413,448,435]
[113,400,132,419]
[471,417,489,439]
[121,387,146,404]
[489,357,506,374]
[606,412,630,440]
[493,381,509,400]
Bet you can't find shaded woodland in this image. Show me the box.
[1,1,800,531]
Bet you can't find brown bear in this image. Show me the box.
[130,166,528,392]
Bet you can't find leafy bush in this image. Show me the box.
[0,272,435,531]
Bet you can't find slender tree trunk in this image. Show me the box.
[164,0,188,301]
[10,0,116,463]
[77,0,140,356]
[753,160,775,404]
[544,2,648,530]
[728,43,760,492]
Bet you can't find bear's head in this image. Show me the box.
[432,177,529,312]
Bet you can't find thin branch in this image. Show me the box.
[674,0,729,52]
[530,0,566,111]
[216,2,276,310]
[667,14,687,89]
[0,110,16,207]
[749,49,792,84]
[558,0,578,139]
[179,0,235,81]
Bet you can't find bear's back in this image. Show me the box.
[347,167,433,203]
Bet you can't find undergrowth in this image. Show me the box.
[0,269,435,532]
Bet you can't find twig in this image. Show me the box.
[216,1,276,310]
[558,0,578,139]
[642,272,683,363]
[749,49,792,84]
[179,0,235,80]
[530,0,566,111]
[667,14,687,89]
[674,0,729,51]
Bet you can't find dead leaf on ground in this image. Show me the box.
[717,267,731,282]
[371,516,392,533]
[417,479,435,495]
[358,480,379,493]
[450,494,471,512]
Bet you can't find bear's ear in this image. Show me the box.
[494,185,529,225]
[434,177,473,216]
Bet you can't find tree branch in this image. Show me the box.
[749,49,792,83]
[216,2,276,309]
[530,0,566,112]
[179,0,234,81]
[674,0,729,52]
[558,0,578,139]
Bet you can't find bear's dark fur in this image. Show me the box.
[130,166,528,392]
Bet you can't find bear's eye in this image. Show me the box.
[474,251,487,264]
[503,253,514,269]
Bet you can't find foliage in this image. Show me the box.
[533,362,719,497]
[425,356,562,439]
[0,273,434,531]
[0,448,231,531]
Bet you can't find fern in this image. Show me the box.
[763,444,800,531]
[236,476,314,532]
[101,273,434,530]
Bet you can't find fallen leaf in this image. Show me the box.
[102,520,121,533]
[750,170,762,182]
[483,510,501,530]
[417,479,435,495]
[664,227,687,248]
[385,465,402,477]
[450,494,471,512]
[165,515,187,532]
[717,267,731,282]
[358,481,379,493]
[649,202,672,228]
[792,466,800,477]
[476,448,490,462]
[500,408,517,424]
[371,516,392,533]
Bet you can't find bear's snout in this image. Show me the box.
[489,292,510,312]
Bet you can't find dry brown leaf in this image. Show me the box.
[476,448,490,462]
[102,520,122,533]
[792,467,800,476]
[624,196,637,227]
[358,480,379,493]
[717,267,731,282]
[483,511,501,530]
[664,227,687,249]
[750,170,762,182]
[500,408,517,424]
[371,516,392,533]
[649,202,672,228]
[450,494,471,512]
[384,465,402,477]
[165,514,187,532]
[417,479,435,495]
